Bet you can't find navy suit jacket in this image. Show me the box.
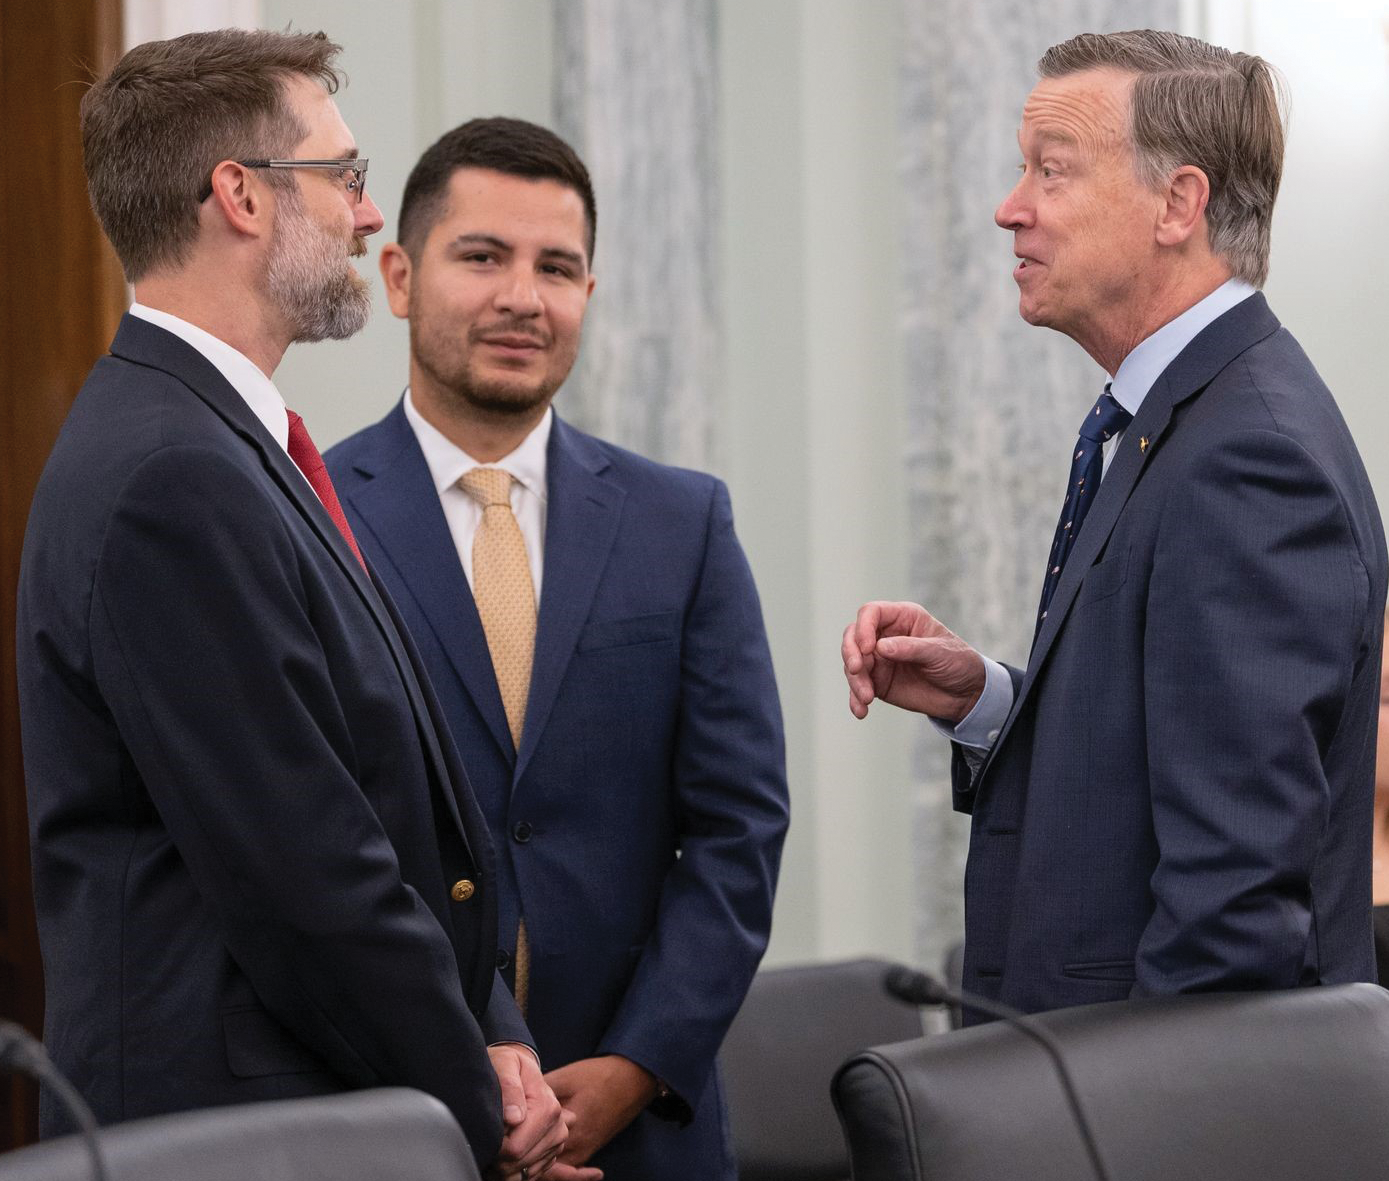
[954,294,1387,1015]
[16,316,527,1161]
[327,405,789,1180]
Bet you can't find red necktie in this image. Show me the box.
[285,409,368,573]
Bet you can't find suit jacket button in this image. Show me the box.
[450,879,475,902]
[512,821,533,843]
[496,949,511,970]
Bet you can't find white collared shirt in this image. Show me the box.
[402,390,550,601]
[949,278,1259,750]
[128,302,294,456]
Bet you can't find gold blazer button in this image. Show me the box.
[451,879,476,902]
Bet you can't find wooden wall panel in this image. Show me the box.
[0,0,125,1150]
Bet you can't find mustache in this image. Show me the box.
[471,320,549,346]
[349,235,368,258]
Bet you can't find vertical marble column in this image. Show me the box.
[900,0,1178,971]
[551,0,720,470]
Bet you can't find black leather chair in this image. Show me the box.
[832,983,1389,1181]
[0,1088,479,1181]
[721,958,926,1181]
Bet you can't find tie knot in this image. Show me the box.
[1077,391,1132,444]
[459,467,514,508]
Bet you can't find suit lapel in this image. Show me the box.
[110,318,468,839]
[338,402,516,763]
[111,315,386,614]
[979,294,1283,782]
[515,417,625,781]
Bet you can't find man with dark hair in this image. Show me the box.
[326,117,788,1180]
[844,30,1386,1013]
[18,31,579,1179]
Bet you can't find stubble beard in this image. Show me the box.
[410,316,576,421]
[266,190,373,343]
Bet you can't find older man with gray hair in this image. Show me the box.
[845,30,1386,1015]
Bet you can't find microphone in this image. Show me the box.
[0,1021,111,1181]
[883,966,1112,1181]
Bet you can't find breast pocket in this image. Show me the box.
[576,611,679,653]
[1074,545,1130,609]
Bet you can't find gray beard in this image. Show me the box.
[266,199,372,343]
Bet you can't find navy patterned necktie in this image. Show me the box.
[1036,388,1132,630]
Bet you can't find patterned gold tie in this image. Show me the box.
[458,466,535,1012]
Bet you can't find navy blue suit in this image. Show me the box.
[17,316,527,1160]
[956,294,1387,1015]
[327,404,788,1180]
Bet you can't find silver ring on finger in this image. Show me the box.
[520,1169,529,1181]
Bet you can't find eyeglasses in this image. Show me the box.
[198,158,369,203]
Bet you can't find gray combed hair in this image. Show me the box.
[1040,30,1286,286]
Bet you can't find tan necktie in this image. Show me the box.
[458,466,535,1012]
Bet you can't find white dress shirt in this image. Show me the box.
[403,390,551,601]
[947,277,1257,750]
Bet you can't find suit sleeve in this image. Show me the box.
[595,480,790,1117]
[482,972,532,1046]
[1135,427,1371,995]
[88,445,505,1161]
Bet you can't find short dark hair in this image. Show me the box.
[1039,30,1284,287]
[398,117,597,264]
[81,28,344,282]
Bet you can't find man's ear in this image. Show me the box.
[1155,164,1211,248]
[205,160,266,237]
[379,242,412,320]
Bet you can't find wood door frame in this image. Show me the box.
[0,0,125,1150]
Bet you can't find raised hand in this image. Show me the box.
[841,600,986,722]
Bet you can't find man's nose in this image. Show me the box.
[495,269,543,316]
[994,180,1032,231]
[355,192,385,237]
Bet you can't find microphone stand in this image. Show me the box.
[883,966,1112,1181]
[1,1021,110,1181]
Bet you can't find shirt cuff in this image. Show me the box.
[930,656,1013,749]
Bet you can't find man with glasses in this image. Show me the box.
[17,29,585,1180]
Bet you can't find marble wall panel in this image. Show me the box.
[552,0,720,471]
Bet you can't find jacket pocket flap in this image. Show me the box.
[577,611,679,653]
[1074,546,1130,607]
[1061,958,1136,982]
[222,1007,328,1079]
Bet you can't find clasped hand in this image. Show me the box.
[486,1045,603,1181]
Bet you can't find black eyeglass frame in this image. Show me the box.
[198,158,369,204]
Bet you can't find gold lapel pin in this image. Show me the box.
[1139,436,1149,453]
